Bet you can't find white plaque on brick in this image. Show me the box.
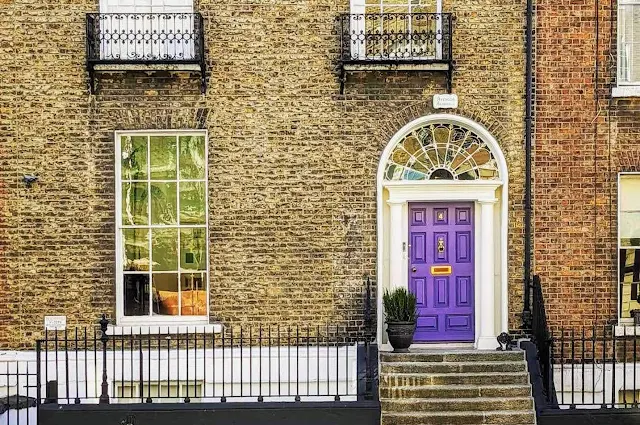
[433,94,459,109]
[44,316,66,331]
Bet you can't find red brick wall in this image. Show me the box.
[535,0,625,330]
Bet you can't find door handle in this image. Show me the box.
[412,267,417,273]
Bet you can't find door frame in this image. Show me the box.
[376,114,508,350]
[407,201,476,343]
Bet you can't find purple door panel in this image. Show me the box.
[409,202,475,342]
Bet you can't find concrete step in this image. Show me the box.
[381,397,533,413]
[381,361,526,374]
[380,372,530,387]
[380,384,532,399]
[380,351,525,364]
[380,410,536,425]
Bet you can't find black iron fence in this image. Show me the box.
[36,279,376,405]
[546,325,640,409]
[0,362,38,425]
[531,275,554,403]
[37,320,375,404]
[86,13,205,63]
[336,13,453,62]
[530,275,640,410]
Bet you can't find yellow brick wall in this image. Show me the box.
[0,0,526,348]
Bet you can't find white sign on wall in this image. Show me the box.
[433,94,459,109]
[44,316,67,331]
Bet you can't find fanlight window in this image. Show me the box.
[384,122,500,181]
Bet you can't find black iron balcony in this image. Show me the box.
[86,13,206,93]
[336,13,453,92]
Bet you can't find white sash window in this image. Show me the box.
[619,174,640,322]
[349,0,442,60]
[116,131,209,324]
[619,1,640,84]
[98,0,195,61]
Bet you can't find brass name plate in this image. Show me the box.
[431,265,452,276]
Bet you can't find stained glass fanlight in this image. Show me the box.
[384,122,500,181]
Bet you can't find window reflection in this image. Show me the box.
[620,248,640,318]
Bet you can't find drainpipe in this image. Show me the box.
[522,0,534,330]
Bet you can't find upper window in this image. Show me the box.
[383,122,500,181]
[116,131,208,322]
[97,0,196,61]
[619,174,640,321]
[348,0,443,60]
[619,1,640,84]
[100,0,193,14]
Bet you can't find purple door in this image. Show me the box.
[408,202,475,342]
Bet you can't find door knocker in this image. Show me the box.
[437,237,445,253]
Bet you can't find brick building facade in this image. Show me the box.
[535,0,640,331]
[0,0,526,349]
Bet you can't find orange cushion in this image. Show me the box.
[157,290,206,316]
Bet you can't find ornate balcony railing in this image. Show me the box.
[337,13,453,63]
[86,13,206,93]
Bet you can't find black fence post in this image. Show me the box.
[44,380,58,404]
[99,315,110,404]
[364,276,373,400]
[36,340,42,408]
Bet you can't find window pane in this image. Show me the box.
[153,273,179,316]
[620,175,640,244]
[180,182,206,224]
[122,182,148,225]
[124,274,150,316]
[620,5,640,83]
[179,136,206,179]
[381,0,409,6]
[150,182,177,225]
[620,249,640,319]
[180,273,207,316]
[123,229,150,271]
[150,136,177,180]
[121,136,148,180]
[151,228,178,271]
[621,212,640,246]
[180,228,206,270]
[411,11,437,57]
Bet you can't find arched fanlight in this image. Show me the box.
[383,122,500,181]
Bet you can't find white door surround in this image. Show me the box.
[376,114,509,350]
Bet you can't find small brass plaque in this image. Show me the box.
[431,265,452,276]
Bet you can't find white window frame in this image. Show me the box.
[349,0,443,60]
[115,130,209,326]
[98,0,195,61]
[100,0,194,14]
[618,172,640,324]
[615,1,640,96]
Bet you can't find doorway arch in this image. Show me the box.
[376,113,509,349]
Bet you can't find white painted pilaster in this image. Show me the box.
[387,200,404,290]
[476,198,498,350]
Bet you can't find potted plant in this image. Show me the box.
[383,288,417,353]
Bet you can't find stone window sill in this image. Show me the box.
[612,86,640,98]
[614,325,640,336]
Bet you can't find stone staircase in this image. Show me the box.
[380,350,536,425]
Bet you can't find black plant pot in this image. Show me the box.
[386,321,416,353]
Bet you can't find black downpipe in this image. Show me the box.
[522,0,534,330]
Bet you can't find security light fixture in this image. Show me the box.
[22,174,38,187]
